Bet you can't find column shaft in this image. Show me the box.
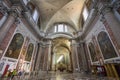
[0,12,16,44]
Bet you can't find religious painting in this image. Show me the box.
[88,42,98,62]
[97,32,118,59]
[25,43,34,62]
[5,33,24,59]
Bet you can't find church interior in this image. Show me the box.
[0,0,120,79]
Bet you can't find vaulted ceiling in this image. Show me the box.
[32,0,85,32]
[31,0,85,54]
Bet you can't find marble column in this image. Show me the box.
[47,41,52,71]
[100,5,120,55]
[43,46,49,71]
[0,11,17,44]
[50,52,53,70]
[77,44,83,71]
[43,40,52,71]
[35,44,43,70]
[31,43,39,71]
[71,40,80,72]
[79,43,88,72]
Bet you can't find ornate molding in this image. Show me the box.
[112,0,120,9]
[0,1,8,15]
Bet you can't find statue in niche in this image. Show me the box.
[5,33,24,59]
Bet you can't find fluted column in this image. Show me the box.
[0,11,17,44]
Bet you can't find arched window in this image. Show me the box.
[88,42,98,62]
[25,43,34,61]
[5,33,24,59]
[32,9,39,22]
[27,2,39,23]
[97,32,118,59]
[82,6,89,21]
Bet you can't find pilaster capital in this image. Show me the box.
[99,4,113,16]
[0,1,8,15]
[8,10,18,18]
[112,0,120,9]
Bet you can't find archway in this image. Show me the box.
[51,37,73,72]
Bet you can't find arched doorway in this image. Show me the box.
[51,38,73,72]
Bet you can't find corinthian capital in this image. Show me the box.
[100,4,113,16]
[8,10,18,18]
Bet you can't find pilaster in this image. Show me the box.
[0,11,17,44]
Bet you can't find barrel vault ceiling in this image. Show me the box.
[32,0,85,32]
[31,0,85,54]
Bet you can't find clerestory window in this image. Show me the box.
[54,24,68,32]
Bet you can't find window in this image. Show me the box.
[32,9,39,22]
[54,25,57,32]
[82,6,89,21]
[23,0,30,5]
[58,24,64,32]
[64,25,68,32]
[54,24,68,32]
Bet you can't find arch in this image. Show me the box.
[97,31,118,59]
[88,42,98,62]
[25,43,34,61]
[5,33,24,59]
[46,32,73,39]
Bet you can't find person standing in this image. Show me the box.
[11,69,17,80]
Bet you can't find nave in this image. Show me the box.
[0,0,120,79]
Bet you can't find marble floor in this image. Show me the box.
[1,72,118,80]
[28,72,118,80]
